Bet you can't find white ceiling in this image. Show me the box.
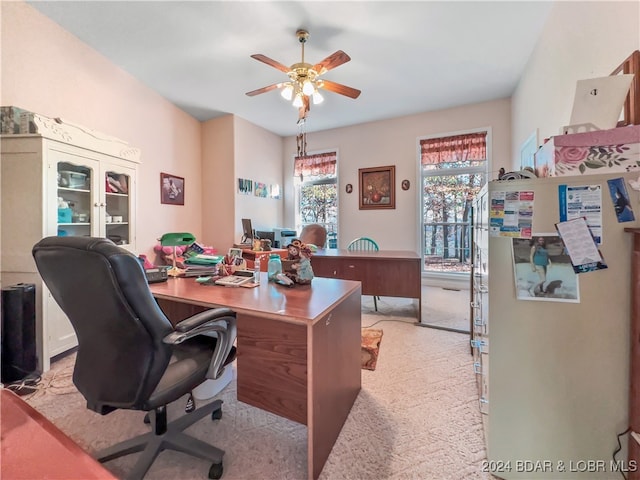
[28,1,553,137]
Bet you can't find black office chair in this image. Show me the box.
[32,236,237,480]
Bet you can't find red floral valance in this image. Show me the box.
[294,151,337,179]
[420,132,487,165]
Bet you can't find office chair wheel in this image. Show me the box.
[208,461,223,479]
[211,407,223,421]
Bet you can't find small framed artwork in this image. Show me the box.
[519,129,538,170]
[359,165,395,210]
[160,173,185,205]
[238,178,253,195]
[254,182,268,198]
[401,179,410,191]
[345,183,353,194]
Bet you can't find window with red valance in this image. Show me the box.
[294,151,337,181]
[420,132,487,169]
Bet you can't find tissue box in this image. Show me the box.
[59,170,87,189]
[58,208,72,223]
[534,125,640,177]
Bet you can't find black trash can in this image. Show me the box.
[1,283,38,383]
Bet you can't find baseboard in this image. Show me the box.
[422,273,470,291]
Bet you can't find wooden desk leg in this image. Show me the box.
[308,289,362,479]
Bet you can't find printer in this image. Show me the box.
[272,227,297,248]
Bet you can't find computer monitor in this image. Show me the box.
[241,218,254,244]
[255,230,275,244]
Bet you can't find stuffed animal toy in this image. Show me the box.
[153,243,188,268]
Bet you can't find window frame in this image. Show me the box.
[417,127,491,276]
[293,149,339,238]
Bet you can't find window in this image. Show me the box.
[419,131,488,274]
[294,151,338,245]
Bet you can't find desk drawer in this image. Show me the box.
[365,260,420,297]
[310,256,342,278]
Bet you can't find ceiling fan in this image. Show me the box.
[246,29,361,122]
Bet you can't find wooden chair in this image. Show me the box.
[347,237,380,310]
[347,237,379,251]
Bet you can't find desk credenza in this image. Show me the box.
[310,249,422,317]
[149,274,362,480]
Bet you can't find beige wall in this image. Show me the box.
[4,1,637,258]
[283,98,512,250]
[511,1,640,167]
[232,116,284,240]
[200,115,284,250]
[201,115,235,249]
[1,2,203,260]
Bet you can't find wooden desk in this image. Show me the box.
[149,274,362,480]
[311,249,422,316]
[1,388,117,479]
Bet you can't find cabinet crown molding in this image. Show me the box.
[1,107,141,163]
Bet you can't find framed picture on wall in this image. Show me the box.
[519,130,538,170]
[359,165,396,210]
[160,173,185,205]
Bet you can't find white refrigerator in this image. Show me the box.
[482,171,639,479]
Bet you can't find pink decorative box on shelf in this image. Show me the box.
[534,125,640,177]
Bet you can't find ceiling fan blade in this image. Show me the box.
[245,83,285,97]
[313,50,351,75]
[320,79,361,99]
[250,54,291,73]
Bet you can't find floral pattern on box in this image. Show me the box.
[535,126,640,177]
[554,143,640,175]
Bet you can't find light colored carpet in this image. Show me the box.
[362,285,471,332]
[23,287,491,480]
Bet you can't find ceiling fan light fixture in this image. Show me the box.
[281,83,294,100]
[292,93,304,108]
[302,79,315,96]
[247,28,361,122]
[312,90,324,105]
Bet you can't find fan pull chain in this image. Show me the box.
[296,130,307,157]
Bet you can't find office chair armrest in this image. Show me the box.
[163,307,237,380]
[173,307,235,332]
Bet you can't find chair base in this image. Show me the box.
[97,399,224,480]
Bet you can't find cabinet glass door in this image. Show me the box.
[56,161,95,238]
[105,170,131,246]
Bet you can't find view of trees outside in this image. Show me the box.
[295,156,485,267]
[298,182,338,235]
[422,171,485,273]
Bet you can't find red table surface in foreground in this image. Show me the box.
[1,388,116,479]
